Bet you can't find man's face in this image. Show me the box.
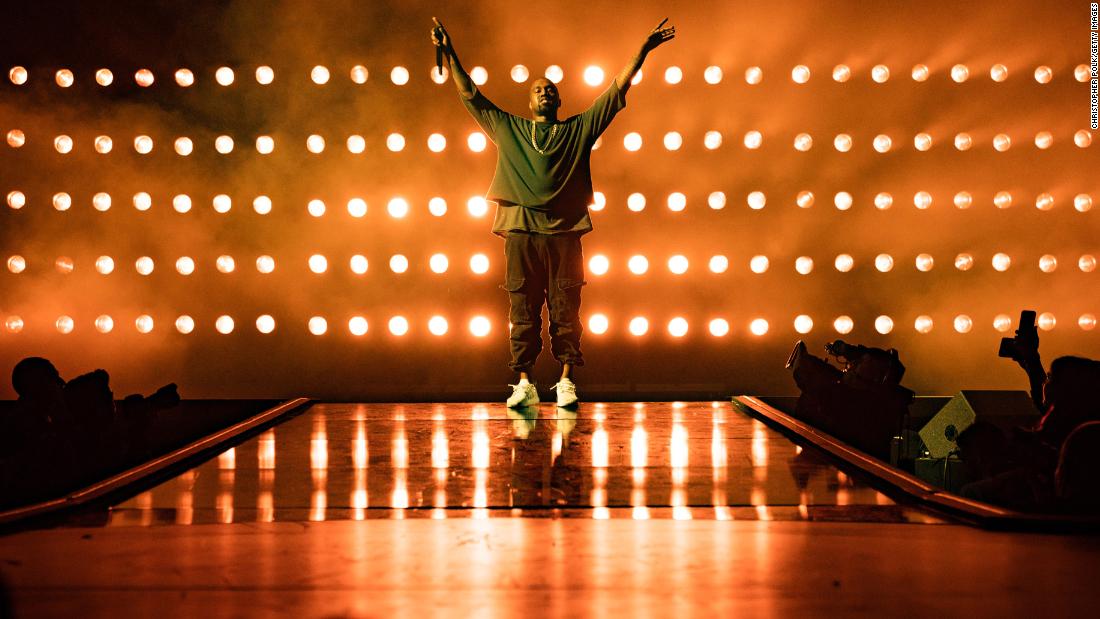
[528,78,561,117]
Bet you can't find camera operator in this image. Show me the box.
[786,339,914,460]
[998,311,1100,457]
[956,311,1100,511]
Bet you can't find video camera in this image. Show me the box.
[824,339,906,387]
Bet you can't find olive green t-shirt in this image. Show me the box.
[461,82,627,236]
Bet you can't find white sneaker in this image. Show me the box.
[552,378,578,407]
[506,380,539,408]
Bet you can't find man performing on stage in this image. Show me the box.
[432,17,676,408]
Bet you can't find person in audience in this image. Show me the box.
[957,313,1100,512]
[1054,421,1100,513]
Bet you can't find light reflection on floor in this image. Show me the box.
[107,402,941,526]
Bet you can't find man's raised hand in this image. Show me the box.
[643,18,676,51]
[431,17,452,56]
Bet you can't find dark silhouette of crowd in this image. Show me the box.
[0,357,179,509]
[786,312,1100,516]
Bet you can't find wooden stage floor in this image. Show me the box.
[3,402,1098,617]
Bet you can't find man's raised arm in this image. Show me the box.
[614,19,676,95]
[432,17,476,100]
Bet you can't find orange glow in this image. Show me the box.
[469,316,491,337]
[215,135,234,153]
[388,197,410,218]
[469,253,490,274]
[215,66,234,85]
[915,315,934,334]
[215,315,235,334]
[135,315,154,334]
[174,137,193,156]
[749,318,769,336]
[54,135,72,154]
[875,315,894,334]
[216,255,236,273]
[388,316,410,336]
[750,255,769,273]
[588,313,609,334]
[834,315,854,334]
[9,66,28,85]
[256,135,274,154]
[54,257,73,275]
[255,65,274,84]
[7,191,25,209]
[256,315,276,334]
[794,315,813,334]
[55,69,74,87]
[174,68,194,86]
[583,65,605,86]
[6,129,25,148]
[954,315,973,334]
[467,132,487,152]
[589,254,610,275]
[668,317,689,337]
[134,135,153,154]
[708,318,730,337]
[347,198,367,217]
[175,315,195,334]
[629,316,649,336]
[135,69,154,86]
[428,315,449,336]
[55,316,74,334]
[349,316,368,336]
[623,132,642,151]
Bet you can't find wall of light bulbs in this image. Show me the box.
[0,1,1097,399]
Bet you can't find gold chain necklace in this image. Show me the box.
[530,120,559,155]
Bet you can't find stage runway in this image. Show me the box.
[105,401,933,525]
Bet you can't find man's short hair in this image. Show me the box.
[12,356,61,397]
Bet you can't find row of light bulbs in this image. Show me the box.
[2,312,1095,337]
[8,63,1094,88]
[9,128,1094,155]
[5,189,1094,215]
[7,253,1098,277]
